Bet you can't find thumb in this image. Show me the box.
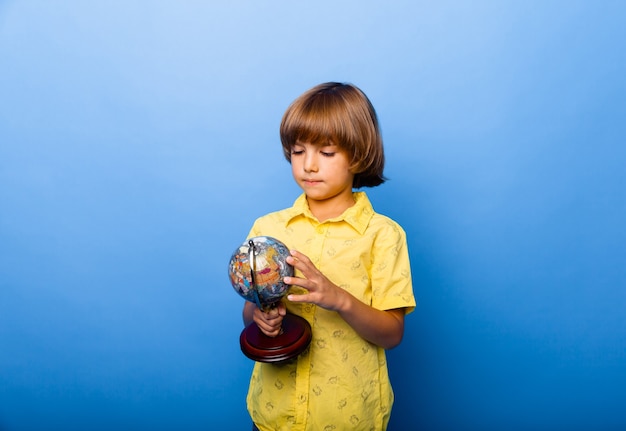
[277,301,287,316]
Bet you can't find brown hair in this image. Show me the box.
[280,82,386,188]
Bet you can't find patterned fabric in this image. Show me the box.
[246,192,415,431]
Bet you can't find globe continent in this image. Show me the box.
[228,236,294,307]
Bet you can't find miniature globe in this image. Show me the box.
[228,236,293,308]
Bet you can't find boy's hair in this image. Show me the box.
[280,82,386,188]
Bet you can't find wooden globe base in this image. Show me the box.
[240,314,312,363]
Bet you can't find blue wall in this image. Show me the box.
[1,1,625,430]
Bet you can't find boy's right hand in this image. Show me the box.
[253,302,286,338]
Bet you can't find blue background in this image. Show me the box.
[1,1,625,430]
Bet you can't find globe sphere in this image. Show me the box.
[228,236,293,307]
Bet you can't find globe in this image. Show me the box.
[228,236,294,309]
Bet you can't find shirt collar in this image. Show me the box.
[285,191,374,235]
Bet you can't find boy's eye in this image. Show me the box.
[321,151,335,157]
[291,149,304,155]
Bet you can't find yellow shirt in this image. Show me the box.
[246,192,415,431]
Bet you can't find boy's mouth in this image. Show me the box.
[303,179,322,186]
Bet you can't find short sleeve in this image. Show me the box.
[370,218,416,314]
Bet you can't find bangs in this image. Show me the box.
[280,91,349,149]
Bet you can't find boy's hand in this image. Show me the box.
[282,249,406,349]
[253,302,286,338]
[284,249,347,312]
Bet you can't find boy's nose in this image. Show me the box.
[303,154,318,172]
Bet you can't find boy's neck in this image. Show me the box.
[306,192,356,222]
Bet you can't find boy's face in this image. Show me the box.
[290,141,355,208]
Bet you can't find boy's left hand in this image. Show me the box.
[283,249,347,312]
[283,249,405,349]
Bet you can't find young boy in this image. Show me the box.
[242,82,415,430]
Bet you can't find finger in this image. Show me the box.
[288,253,322,281]
[262,312,283,325]
[287,250,313,270]
[258,322,282,338]
[253,307,280,325]
[276,302,287,316]
[287,293,311,303]
[283,275,309,289]
[289,249,310,261]
[254,314,283,336]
